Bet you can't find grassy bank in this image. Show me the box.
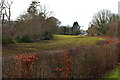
[2,35,104,56]
[103,65,120,79]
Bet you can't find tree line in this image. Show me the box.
[1,0,120,44]
[1,0,84,44]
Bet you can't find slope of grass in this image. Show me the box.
[3,35,104,56]
[103,65,120,79]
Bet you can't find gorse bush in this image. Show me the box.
[2,36,16,44]
[16,34,32,43]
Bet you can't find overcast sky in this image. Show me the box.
[9,0,120,30]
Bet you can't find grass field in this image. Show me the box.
[3,35,104,56]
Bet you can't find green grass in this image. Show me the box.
[3,35,104,56]
[102,65,120,79]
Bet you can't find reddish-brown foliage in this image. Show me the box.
[105,40,116,43]
[15,54,37,78]
[61,52,71,78]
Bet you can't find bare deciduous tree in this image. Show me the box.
[1,0,15,37]
[91,9,120,35]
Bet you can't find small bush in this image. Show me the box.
[16,34,32,43]
[96,40,107,45]
[41,31,53,40]
[2,36,16,44]
[30,33,42,41]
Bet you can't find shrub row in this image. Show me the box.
[2,31,53,44]
[2,44,118,78]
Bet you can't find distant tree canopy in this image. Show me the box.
[58,25,72,35]
[57,22,85,35]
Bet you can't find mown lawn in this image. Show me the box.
[2,35,104,56]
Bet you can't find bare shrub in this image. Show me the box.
[96,40,107,45]
[2,44,118,78]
